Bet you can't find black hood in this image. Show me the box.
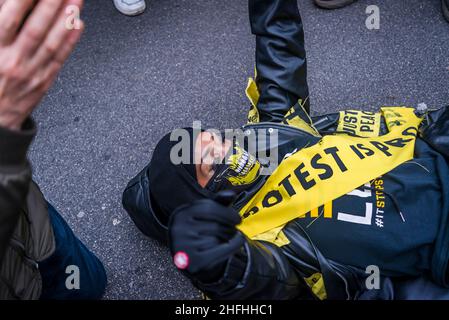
[147,128,215,220]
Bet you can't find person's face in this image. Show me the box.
[194,131,232,188]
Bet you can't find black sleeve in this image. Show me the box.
[250,0,310,122]
[420,106,449,160]
[187,239,312,300]
[0,119,35,260]
[122,165,169,245]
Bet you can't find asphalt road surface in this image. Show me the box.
[29,0,449,299]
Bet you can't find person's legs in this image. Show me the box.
[113,0,146,16]
[38,203,107,300]
[314,0,357,10]
[250,0,310,121]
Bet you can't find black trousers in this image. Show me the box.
[250,0,310,122]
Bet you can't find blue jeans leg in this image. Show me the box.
[38,202,107,300]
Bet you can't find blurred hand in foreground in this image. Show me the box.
[0,0,84,130]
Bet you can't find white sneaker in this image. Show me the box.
[113,0,146,16]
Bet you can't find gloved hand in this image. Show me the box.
[168,191,245,280]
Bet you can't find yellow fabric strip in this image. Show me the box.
[304,273,327,300]
[283,104,320,137]
[246,76,260,124]
[238,107,422,238]
[337,110,381,137]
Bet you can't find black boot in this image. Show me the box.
[314,0,357,9]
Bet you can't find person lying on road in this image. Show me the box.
[123,0,449,300]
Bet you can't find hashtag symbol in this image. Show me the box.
[375,218,384,228]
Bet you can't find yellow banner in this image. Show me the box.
[238,107,422,238]
[337,110,381,137]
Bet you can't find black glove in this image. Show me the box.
[168,191,245,281]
